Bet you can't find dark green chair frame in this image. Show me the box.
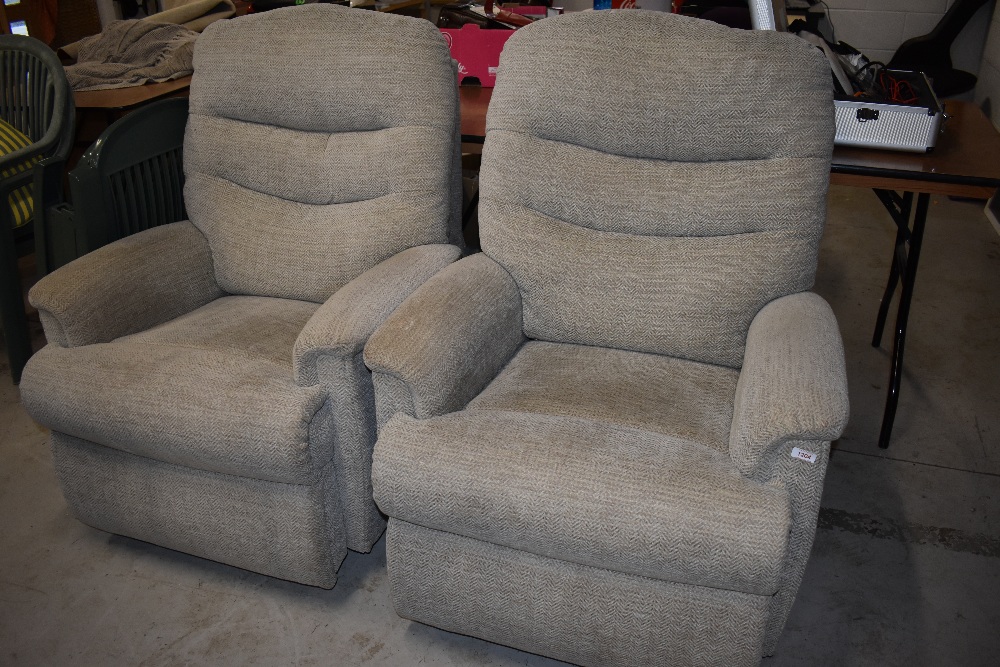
[67,96,189,254]
[0,34,75,383]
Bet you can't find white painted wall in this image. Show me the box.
[820,0,994,77]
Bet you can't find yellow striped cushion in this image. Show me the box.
[0,117,38,228]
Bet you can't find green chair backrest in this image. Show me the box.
[0,34,74,384]
[0,35,73,148]
[69,97,189,252]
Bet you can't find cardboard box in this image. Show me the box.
[441,24,515,87]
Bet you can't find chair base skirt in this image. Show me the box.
[51,431,348,589]
[386,519,770,667]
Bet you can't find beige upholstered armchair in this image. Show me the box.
[367,11,848,665]
[20,5,463,589]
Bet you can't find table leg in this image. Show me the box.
[871,190,912,347]
[871,189,930,449]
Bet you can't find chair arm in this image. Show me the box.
[363,253,526,426]
[0,99,69,175]
[33,154,74,275]
[730,292,849,479]
[0,144,43,176]
[0,166,33,198]
[293,244,462,386]
[35,154,67,206]
[28,221,223,348]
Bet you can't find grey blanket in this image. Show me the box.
[65,20,199,92]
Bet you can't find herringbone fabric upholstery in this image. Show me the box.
[468,341,739,449]
[185,5,465,302]
[25,297,330,485]
[374,412,791,596]
[388,520,771,667]
[20,6,463,588]
[53,431,347,585]
[480,11,832,368]
[367,9,848,666]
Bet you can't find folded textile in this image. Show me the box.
[65,20,198,91]
[61,0,235,61]
[149,0,237,33]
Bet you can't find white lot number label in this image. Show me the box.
[790,447,818,464]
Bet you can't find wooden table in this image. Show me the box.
[830,102,1000,199]
[460,85,491,142]
[73,75,193,113]
[458,86,1000,449]
[831,101,1000,448]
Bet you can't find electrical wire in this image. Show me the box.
[879,70,919,104]
[817,0,836,43]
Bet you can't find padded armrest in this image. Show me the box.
[363,253,526,425]
[729,292,849,478]
[293,243,461,386]
[28,221,223,348]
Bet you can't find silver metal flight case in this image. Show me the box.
[834,70,944,153]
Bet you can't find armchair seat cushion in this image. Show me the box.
[373,410,792,596]
[22,296,334,485]
[468,341,739,451]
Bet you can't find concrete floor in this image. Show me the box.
[1,184,999,666]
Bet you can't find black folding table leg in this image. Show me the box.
[876,191,930,449]
[871,190,912,347]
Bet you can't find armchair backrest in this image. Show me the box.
[184,5,462,304]
[479,10,834,368]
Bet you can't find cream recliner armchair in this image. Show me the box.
[20,5,463,589]
[366,10,849,665]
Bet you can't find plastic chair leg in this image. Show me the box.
[0,222,32,384]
